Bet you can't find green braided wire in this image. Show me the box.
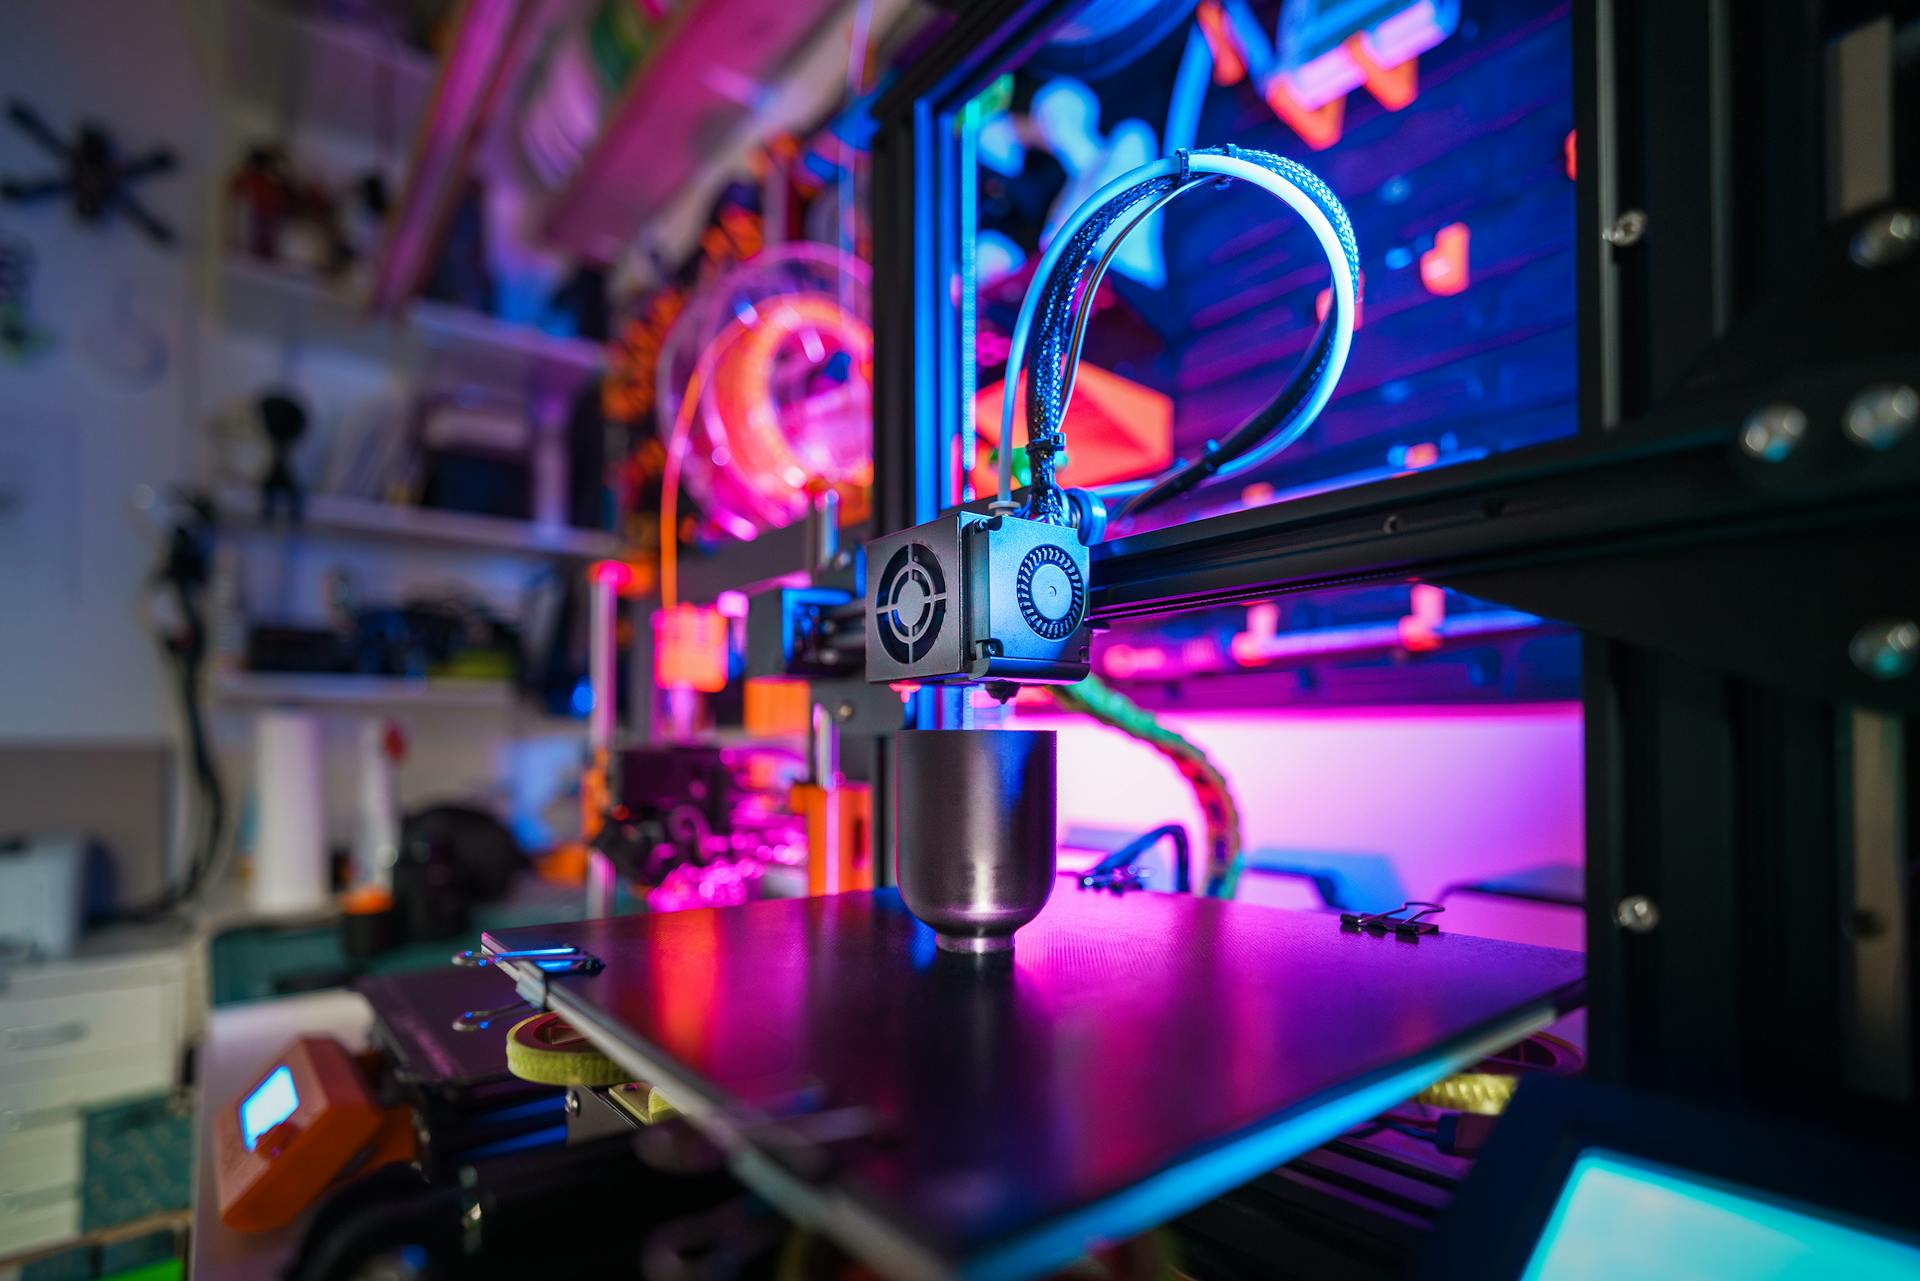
[1053,674,1245,897]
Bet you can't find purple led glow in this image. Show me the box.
[371,0,518,311]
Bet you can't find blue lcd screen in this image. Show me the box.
[1522,1150,1920,1281]
[240,1065,300,1151]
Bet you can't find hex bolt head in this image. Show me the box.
[1603,209,1647,247]
[1843,384,1918,451]
[1739,404,1807,462]
[835,702,856,722]
[1615,894,1660,933]
[1850,209,1919,268]
[1850,620,1920,681]
[565,1089,581,1117]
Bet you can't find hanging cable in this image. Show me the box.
[997,145,1358,529]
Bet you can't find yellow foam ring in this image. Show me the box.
[1413,1070,1522,1116]
[1411,1030,1585,1117]
[503,1013,634,1087]
[607,1081,680,1126]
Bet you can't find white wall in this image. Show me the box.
[0,2,585,888]
[0,0,208,740]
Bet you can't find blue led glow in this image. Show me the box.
[570,677,595,717]
[910,920,939,969]
[1384,245,1414,270]
[476,1095,569,1125]
[978,115,1025,177]
[1522,1151,1920,1281]
[458,1123,568,1161]
[1031,79,1168,288]
[975,231,1027,283]
[240,1065,299,1151]
[1164,25,1212,157]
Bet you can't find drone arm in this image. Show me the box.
[1,177,70,203]
[6,101,70,159]
[115,194,176,245]
[118,149,179,182]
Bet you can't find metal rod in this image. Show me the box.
[586,565,620,919]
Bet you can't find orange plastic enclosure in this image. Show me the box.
[214,1036,385,1232]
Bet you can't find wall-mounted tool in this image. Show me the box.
[1,101,178,245]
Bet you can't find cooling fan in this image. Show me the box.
[875,542,950,667]
[865,512,1091,686]
[1015,544,1086,642]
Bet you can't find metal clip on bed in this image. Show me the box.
[1340,901,1445,938]
[451,945,603,975]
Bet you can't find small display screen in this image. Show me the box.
[240,1065,299,1152]
[1523,1150,1920,1280]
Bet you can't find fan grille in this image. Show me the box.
[1016,544,1086,642]
[875,543,948,664]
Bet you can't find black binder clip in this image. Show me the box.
[1340,901,1444,939]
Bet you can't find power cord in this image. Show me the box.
[122,492,227,921]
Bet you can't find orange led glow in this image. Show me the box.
[1264,77,1345,150]
[1397,583,1447,652]
[654,603,730,693]
[1229,601,1283,666]
[1101,643,1171,679]
[1348,35,1419,110]
[744,677,811,737]
[1420,222,1470,296]
[1197,2,1247,85]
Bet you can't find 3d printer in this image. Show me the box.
[256,1,1920,1277]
